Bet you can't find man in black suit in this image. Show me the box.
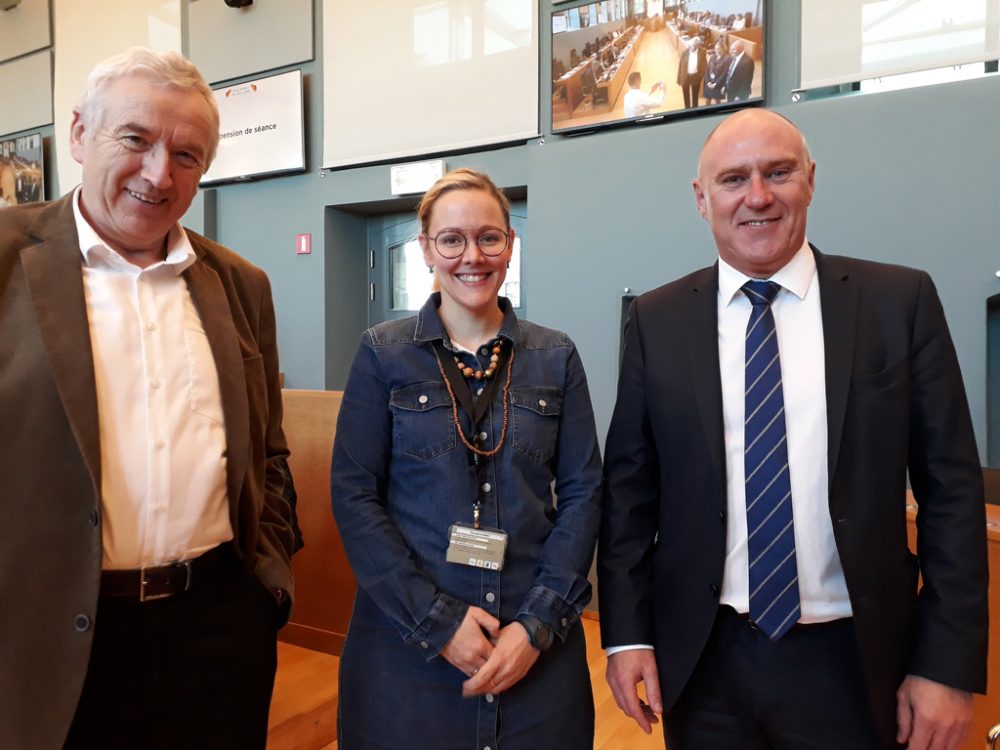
[598,109,987,750]
[725,39,755,101]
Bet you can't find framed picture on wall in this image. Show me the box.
[551,0,765,135]
[0,131,44,207]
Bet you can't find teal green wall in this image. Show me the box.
[22,1,1000,459]
[198,1,997,461]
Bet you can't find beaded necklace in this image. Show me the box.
[453,343,502,380]
[435,340,514,458]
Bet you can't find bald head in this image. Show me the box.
[697,109,811,181]
[691,108,817,277]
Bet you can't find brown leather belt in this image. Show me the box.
[100,544,229,602]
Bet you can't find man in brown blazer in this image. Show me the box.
[0,48,294,750]
[676,36,709,109]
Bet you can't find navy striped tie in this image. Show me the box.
[742,280,799,640]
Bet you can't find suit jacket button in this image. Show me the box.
[74,614,91,632]
[89,510,99,527]
[710,583,720,596]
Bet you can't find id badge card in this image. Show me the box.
[446,523,508,571]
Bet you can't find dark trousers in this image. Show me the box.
[63,546,278,750]
[681,78,702,108]
[664,606,897,750]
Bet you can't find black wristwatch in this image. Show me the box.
[516,614,554,652]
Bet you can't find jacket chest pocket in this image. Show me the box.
[391,382,456,460]
[511,386,562,463]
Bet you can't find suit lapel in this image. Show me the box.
[183,254,248,531]
[686,264,726,482]
[20,196,102,491]
[815,247,858,495]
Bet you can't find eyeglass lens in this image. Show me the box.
[433,228,508,258]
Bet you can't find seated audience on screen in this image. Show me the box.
[590,53,606,81]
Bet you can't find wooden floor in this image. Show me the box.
[267,617,664,750]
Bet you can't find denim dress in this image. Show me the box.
[331,295,602,750]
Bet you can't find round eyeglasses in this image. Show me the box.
[428,227,511,259]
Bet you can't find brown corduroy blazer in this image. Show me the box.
[0,193,294,750]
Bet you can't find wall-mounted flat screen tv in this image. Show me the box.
[551,0,765,134]
[0,131,44,207]
[201,69,306,185]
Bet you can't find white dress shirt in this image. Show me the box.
[717,241,851,622]
[74,189,233,570]
[607,241,851,656]
[728,52,744,80]
[687,47,700,75]
[624,86,665,118]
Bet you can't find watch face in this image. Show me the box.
[536,626,553,650]
[518,615,553,651]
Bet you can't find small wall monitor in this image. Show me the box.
[0,131,44,206]
[201,69,306,185]
[551,1,765,134]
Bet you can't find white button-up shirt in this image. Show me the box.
[717,241,851,622]
[74,189,232,570]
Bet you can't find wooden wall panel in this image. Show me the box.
[907,498,1000,749]
[281,389,355,655]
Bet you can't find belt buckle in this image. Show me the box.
[139,560,192,602]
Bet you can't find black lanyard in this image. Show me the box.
[432,339,510,428]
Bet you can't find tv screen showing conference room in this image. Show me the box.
[0,132,44,207]
[551,1,765,134]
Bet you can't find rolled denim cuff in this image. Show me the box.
[517,585,579,642]
[405,592,469,661]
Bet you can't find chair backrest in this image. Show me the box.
[984,467,1000,505]
[280,389,354,654]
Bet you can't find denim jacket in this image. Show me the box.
[331,295,603,659]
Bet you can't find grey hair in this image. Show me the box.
[75,47,220,164]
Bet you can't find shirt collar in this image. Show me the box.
[72,187,197,275]
[414,292,521,348]
[718,239,815,307]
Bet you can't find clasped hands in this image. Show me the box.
[439,606,541,698]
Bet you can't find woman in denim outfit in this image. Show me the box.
[331,169,602,749]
